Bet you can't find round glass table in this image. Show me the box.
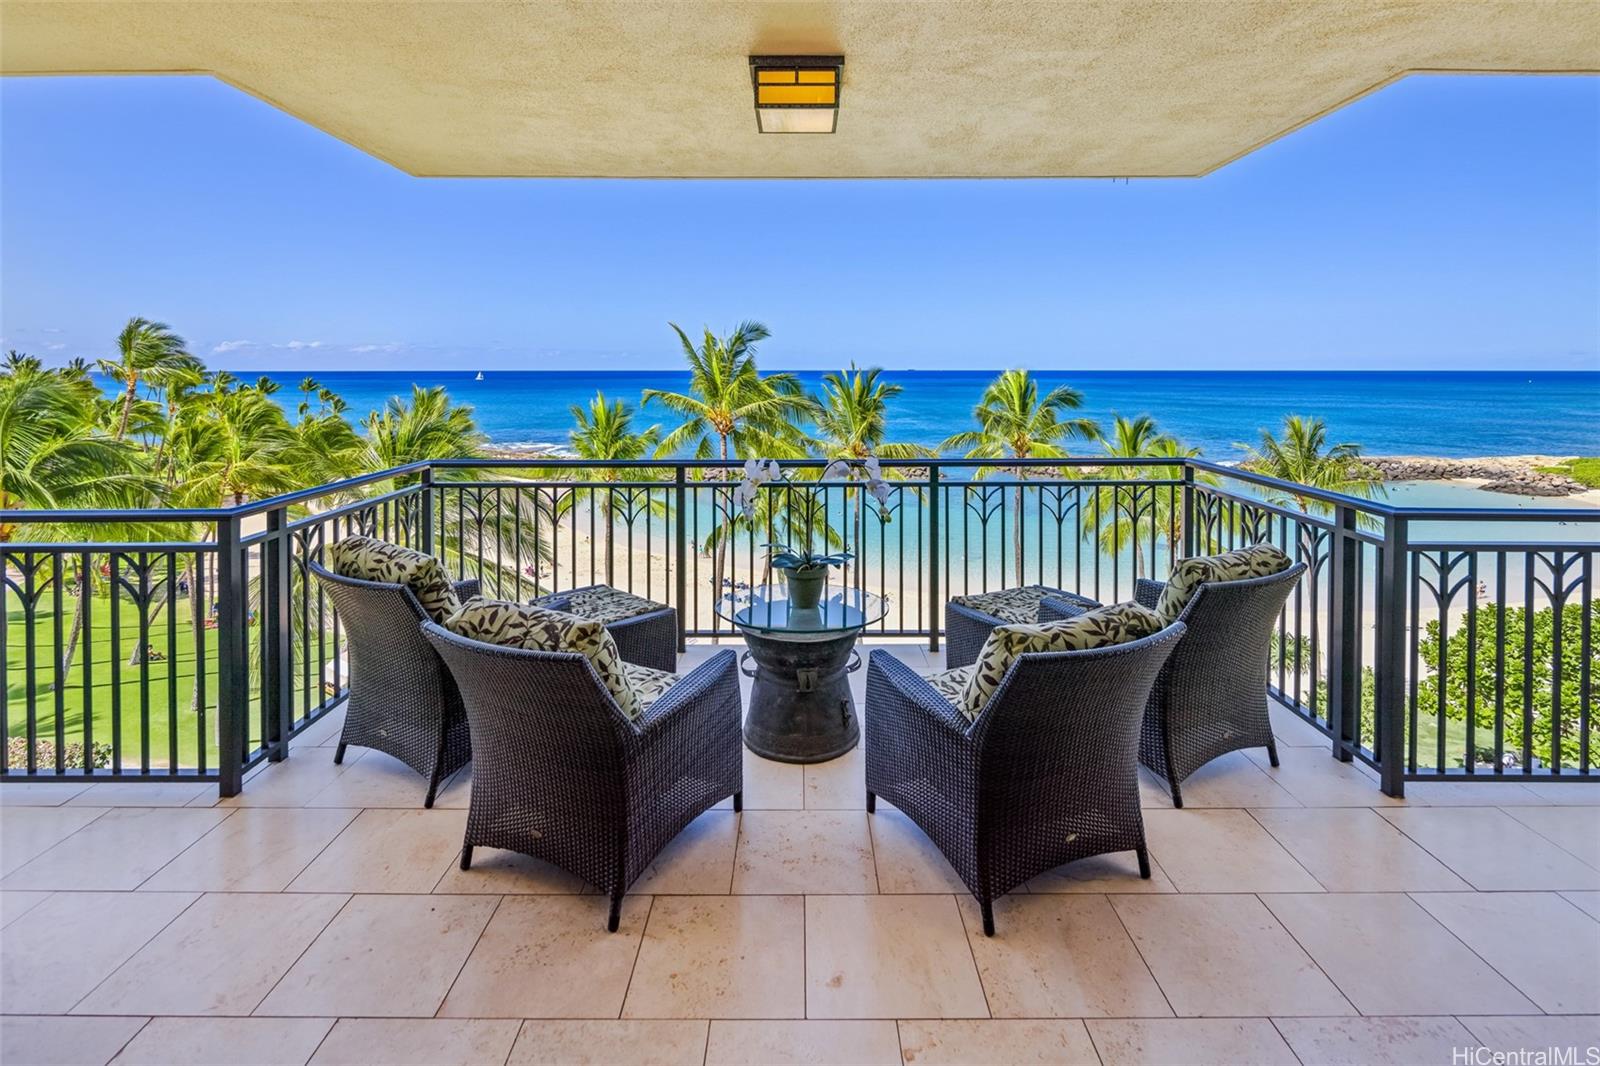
[715,584,888,763]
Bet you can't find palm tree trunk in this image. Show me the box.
[1012,478,1025,587]
[711,434,730,615]
[603,492,615,586]
[56,560,90,685]
[115,377,138,440]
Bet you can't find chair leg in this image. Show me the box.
[980,899,995,937]
[1267,737,1281,768]
[460,845,473,871]
[1169,780,1184,809]
[732,791,743,813]
[866,790,876,814]
[1137,846,1151,880]
[607,892,623,933]
[333,741,347,765]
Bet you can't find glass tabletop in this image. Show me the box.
[715,583,888,636]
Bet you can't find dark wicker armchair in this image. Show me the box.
[532,585,678,671]
[865,624,1185,936]
[421,625,743,931]
[1128,562,1307,807]
[944,586,1100,669]
[309,561,479,807]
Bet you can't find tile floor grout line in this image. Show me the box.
[238,890,354,1017]
[1079,1017,1108,1066]
[1374,807,1507,891]
[100,1012,154,1066]
[1246,891,1361,1018]
[126,806,241,892]
[248,891,358,1018]
[1498,804,1600,871]
[1400,890,1553,1012]
[951,892,995,1021]
[0,804,115,884]
[59,887,209,1017]
[1239,805,1341,893]
[432,891,507,1019]
[271,805,372,895]
[302,1016,340,1066]
[1104,891,1178,1020]
[617,893,657,1019]
[1265,1015,1309,1065]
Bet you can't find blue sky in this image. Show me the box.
[1,73,1596,372]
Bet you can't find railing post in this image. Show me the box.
[927,464,941,653]
[1326,504,1360,763]
[1181,463,1196,561]
[419,466,435,555]
[215,514,246,797]
[1375,514,1409,798]
[675,466,688,652]
[263,506,293,763]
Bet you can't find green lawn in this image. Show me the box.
[6,594,337,773]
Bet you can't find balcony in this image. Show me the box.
[2,458,1597,1065]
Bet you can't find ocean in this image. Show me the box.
[266,369,1599,460]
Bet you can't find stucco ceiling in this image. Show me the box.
[2,1,1597,178]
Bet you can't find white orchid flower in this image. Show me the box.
[869,480,893,505]
[863,455,882,480]
[764,459,781,482]
[743,458,762,481]
[821,460,851,482]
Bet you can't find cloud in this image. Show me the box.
[275,340,324,350]
[350,343,401,353]
[46,343,67,351]
[42,327,63,334]
[213,339,254,353]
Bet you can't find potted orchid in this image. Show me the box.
[735,458,894,609]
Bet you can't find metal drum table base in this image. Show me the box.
[739,630,862,763]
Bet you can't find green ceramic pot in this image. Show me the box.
[782,565,828,609]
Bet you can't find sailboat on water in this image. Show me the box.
[475,371,485,381]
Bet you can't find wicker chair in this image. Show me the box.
[944,586,1100,669]
[1133,563,1306,806]
[532,585,678,671]
[865,623,1185,936]
[309,561,480,808]
[1056,562,1308,807]
[422,625,743,931]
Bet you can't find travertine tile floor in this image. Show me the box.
[2,639,1597,1065]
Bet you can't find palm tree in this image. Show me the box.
[97,317,200,440]
[642,321,814,595]
[1081,415,1205,575]
[1240,415,1384,516]
[643,321,812,462]
[566,391,663,585]
[810,365,932,588]
[166,375,300,507]
[1,357,153,680]
[0,357,149,530]
[360,385,486,479]
[812,365,933,461]
[940,369,1100,585]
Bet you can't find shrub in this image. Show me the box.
[1417,602,1600,768]
[6,737,114,770]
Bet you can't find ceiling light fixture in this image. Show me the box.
[749,55,843,134]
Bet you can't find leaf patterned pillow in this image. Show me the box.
[443,597,641,720]
[1154,542,1293,623]
[327,535,461,622]
[535,585,668,624]
[949,585,1071,625]
[959,602,1166,720]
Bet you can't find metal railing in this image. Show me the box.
[3,457,1595,796]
